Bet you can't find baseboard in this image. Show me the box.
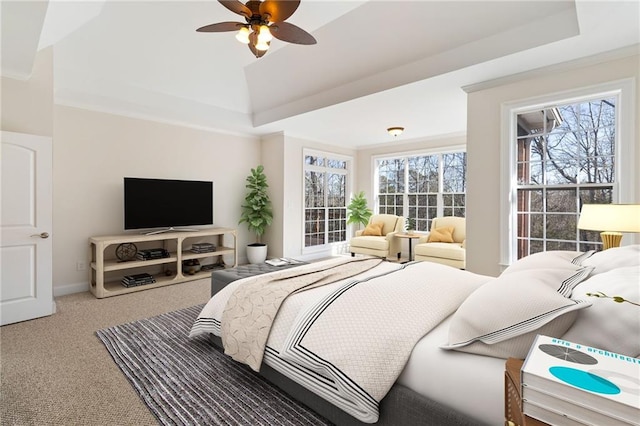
[54,281,89,297]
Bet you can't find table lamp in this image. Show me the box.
[577,204,640,250]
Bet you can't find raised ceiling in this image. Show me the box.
[2,1,639,148]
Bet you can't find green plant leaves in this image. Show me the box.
[346,191,372,228]
[239,165,273,242]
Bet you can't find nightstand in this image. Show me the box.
[505,358,549,426]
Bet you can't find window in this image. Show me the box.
[375,150,466,231]
[511,91,626,260]
[304,150,350,249]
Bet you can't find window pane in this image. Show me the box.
[546,240,577,251]
[304,153,349,248]
[326,159,346,169]
[443,153,466,192]
[408,155,438,193]
[378,159,405,193]
[305,171,324,208]
[579,187,612,205]
[514,95,616,259]
[546,214,577,241]
[528,214,543,238]
[529,240,544,255]
[546,189,577,212]
[327,173,345,207]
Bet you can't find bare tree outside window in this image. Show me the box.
[304,152,349,248]
[376,151,466,232]
[516,97,616,258]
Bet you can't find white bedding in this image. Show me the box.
[191,259,504,425]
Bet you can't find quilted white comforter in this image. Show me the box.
[190,258,491,423]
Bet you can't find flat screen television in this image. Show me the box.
[124,177,213,232]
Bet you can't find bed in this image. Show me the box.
[190,245,640,425]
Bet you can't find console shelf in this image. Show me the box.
[89,228,237,298]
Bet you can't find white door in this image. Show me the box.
[1,131,53,325]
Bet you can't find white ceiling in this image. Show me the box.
[2,0,639,148]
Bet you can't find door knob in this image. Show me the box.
[31,232,50,239]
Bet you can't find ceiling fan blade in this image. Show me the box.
[196,21,244,32]
[218,0,251,17]
[260,0,300,22]
[271,21,316,45]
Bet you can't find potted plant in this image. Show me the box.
[405,217,416,234]
[347,191,373,231]
[239,165,273,264]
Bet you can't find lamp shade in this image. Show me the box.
[577,204,640,232]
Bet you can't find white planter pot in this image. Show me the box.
[247,243,268,264]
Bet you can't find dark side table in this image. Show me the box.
[210,260,307,297]
[395,233,422,262]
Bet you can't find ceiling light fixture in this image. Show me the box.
[235,26,251,44]
[387,127,404,137]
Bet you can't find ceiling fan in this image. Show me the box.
[196,0,317,58]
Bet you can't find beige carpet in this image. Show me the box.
[0,279,211,425]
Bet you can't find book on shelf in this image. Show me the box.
[122,279,156,288]
[121,272,156,287]
[522,335,640,425]
[190,244,216,253]
[191,243,215,249]
[136,248,170,260]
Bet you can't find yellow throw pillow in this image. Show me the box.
[427,226,455,243]
[362,222,384,236]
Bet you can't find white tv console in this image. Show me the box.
[89,228,237,298]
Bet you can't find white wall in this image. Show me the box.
[1,47,53,136]
[261,132,285,258]
[53,105,260,294]
[466,52,640,277]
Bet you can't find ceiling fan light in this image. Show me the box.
[258,25,273,43]
[255,39,270,51]
[387,127,404,137]
[235,26,250,44]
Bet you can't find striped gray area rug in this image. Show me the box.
[97,305,332,426]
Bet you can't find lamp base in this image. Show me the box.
[600,231,623,250]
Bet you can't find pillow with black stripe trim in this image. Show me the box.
[441,268,593,359]
[502,250,595,275]
[562,265,640,357]
[579,244,640,274]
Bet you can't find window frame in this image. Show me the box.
[500,79,636,267]
[302,148,352,254]
[373,145,466,232]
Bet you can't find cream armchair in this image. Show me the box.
[414,216,466,269]
[350,214,405,260]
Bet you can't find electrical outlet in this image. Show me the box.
[76,261,87,271]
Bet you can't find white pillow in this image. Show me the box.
[580,244,640,274]
[503,256,593,297]
[562,265,640,357]
[502,250,590,274]
[441,268,592,359]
